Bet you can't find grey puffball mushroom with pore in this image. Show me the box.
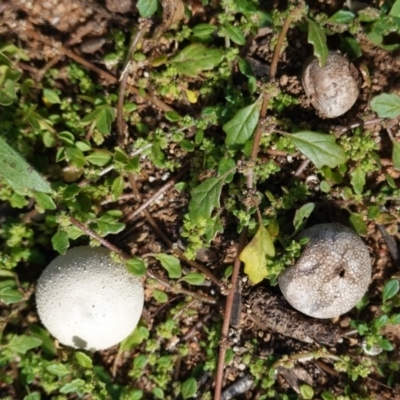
[301,51,361,118]
[278,223,371,319]
[36,246,144,351]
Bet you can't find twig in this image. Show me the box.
[127,173,221,286]
[124,163,189,222]
[269,11,295,79]
[214,94,271,400]
[68,216,216,304]
[116,20,152,147]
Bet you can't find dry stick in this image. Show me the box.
[269,11,295,79]
[127,174,221,286]
[68,216,216,304]
[213,94,270,400]
[116,21,152,147]
[124,164,189,221]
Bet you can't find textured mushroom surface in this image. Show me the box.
[36,246,144,351]
[301,52,360,118]
[278,223,371,319]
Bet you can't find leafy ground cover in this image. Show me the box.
[1,0,400,399]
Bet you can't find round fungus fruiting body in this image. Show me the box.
[36,246,144,351]
[301,52,361,118]
[278,223,371,319]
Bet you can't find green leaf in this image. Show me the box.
[293,203,315,232]
[126,257,146,277]
[192,23,217,39]
[153,289,168,303]
[180,273,205,285]
[289,131,347,169]
[224,23,246,45]
[392,141,400,170]
[52,231,70,255]
[181,377,198,399]
[137,0,158,17]
[46,363,70,377]
[75,351,93,368]
[29,324,56,356]
[224,99,262,147]
[96,107,115,135]
[390,314,400,324]
[0,137,52,193]
[111,175,124,201]
[321,392,336,400]
[24,392,41,400]
[60,379,85,394]
[390,0,400,18]
[349,213,367,235]
[6,335,42,354]
[153,387,164,399]
[154,253,182,278]
[35,192,57,210]
[300,384,314,400]
[169,44,224,77]
[0,79,16,105]
[327,10,355,24]
[189,175,225,222]
[370,93,400,118]
[307,19,329,67]
[240,224,275,284]
[383,279,399,303]
[377,337,394,351]
[351,166,366,195]
[43,88,61,104]
[0,286,24,305]
[86,150,112,166]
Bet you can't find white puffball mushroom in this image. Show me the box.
[36,246,144,351]
[278,223,371,319]
[301,52,361,118]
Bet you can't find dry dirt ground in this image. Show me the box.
[1,0,400,399]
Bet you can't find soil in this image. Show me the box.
[1,1,400,399]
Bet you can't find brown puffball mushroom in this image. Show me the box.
[301,52,361,118]
[36,246,144,351]
[278,223,371,319]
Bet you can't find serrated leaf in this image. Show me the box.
[327,10,355,24]
[370,93,400,118]
[0,286,24,305]
[293,203,315,232]
[75,351,93,368]
[351,166,366,194]
[224,23,246,45]
[393,141,400,170]
[6,335,42,354]
[180,273,205,285]
[86,150,112,166]
[137,0,158,17]
[0,137,52,193]
[52,231,70,255]
[300,384,314,400]
[192,23,217,39]
[154,253,182,278]
[111,175,124,200]
[126,257,146,277]
[307,19,328,67]
[240,224,275,285]
[383,279,399,303]
[188,175,225,222]
[182,377,198,399]
[169,44,224,77]
[289,131,347,169]
[60,379,85,394]
[223,98,262,147]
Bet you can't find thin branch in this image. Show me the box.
[116,20,152,147]
[127,174,221,286]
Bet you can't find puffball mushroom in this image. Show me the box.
[278,223,371,319]
[36,246,144,351]
[301,52,361,118]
